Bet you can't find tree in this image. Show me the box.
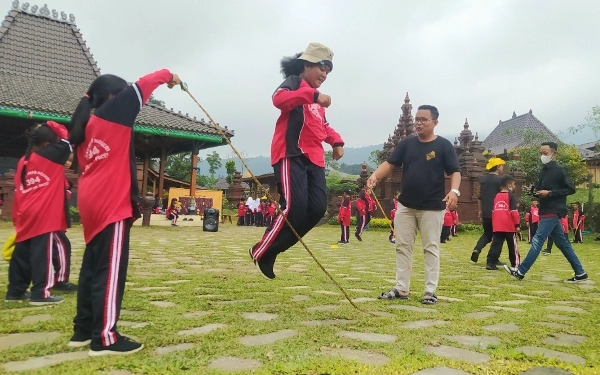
[148,94,166,107]
[206,151,222,176]
[165,152,192,181]
[507,143,591,187]
[324,150,340,171]
[368,149,382,168]
[225,160,236,185]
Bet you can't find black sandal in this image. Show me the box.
[378,288,408,300]
[421,292,437,305]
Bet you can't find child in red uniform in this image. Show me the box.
[525,198,539,243]
[363,188,376,230]
[355,190,368,241]
[68,69,181,356]
[572,203,585,243]
[486,175,521,270]
[543,216,569,255]
[441,209,454,243]
[450,209,459,237]
[389,191,399,243]
[265,200,276,228]
[337,189,352,244]
[237,199,246,226]
[6,121,72,305]
[165,198,180,226]
[249,43,344,279]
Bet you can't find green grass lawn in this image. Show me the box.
[0,222,598,375]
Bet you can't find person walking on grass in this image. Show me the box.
[486,175,521,270]
[505,142,588,283]
[471,157,505,263]
[248,42,345,279]
[337,189,352,245]
[369,105,461,305]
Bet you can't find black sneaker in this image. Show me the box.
[503,265,524,280]
[355,232,362,241]
[486,263,498,270]
[89,336,143,357]
[495,261,506,266]
[29,295,65,306]
[254,254,276,280]
[565,273,588,283]
[4,291,30,302]
[470,250,480,263]
[69,329,92,348]
[541,250,551,255]
[337,241,346,245]
[52,282,78,293]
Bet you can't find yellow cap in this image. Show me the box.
[485,157,506,170]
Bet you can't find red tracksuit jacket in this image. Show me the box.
[77,69,173,243]
[270,76,344,167]
[390,200,398,221]
[573,210,585,230]
[13,122,71,242]
[492,191,520,233]
[560,216,569,233]
[525,206,539,224]
[355,198,367,216]
[443,210,454,227]
[338,197,351,226]
[237,202,246,217]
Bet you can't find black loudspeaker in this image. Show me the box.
[203,208,219,232]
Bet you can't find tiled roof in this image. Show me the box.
[577,140,600,160]
[0,3,232,138]
[482,110,560,154]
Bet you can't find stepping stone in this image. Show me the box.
[292,295,310,302]
[484,306,524,312]
[512,293,546,299]
[532,290,551,294]
[314,290,340,295]
[520,367,573,375]
[242,313,278,321]
[208,356,261,371]
[163,279,190,284]
[148,291,177,296]
[177,323,226,335]
[343,297,377,303]
[238,329,298,346]
[121,309,145,315]
[444,335,501,348]
[337,331,396,343]
[323,347,390,366]
[347,288,372,293]
[402,320,449,329]
[484,323,519,333]
[283,285,309,289]
[389,305,438,313]
[437,296,464,302]
[411,367,473,375]
[0,332,61,351]
[537,322,571,329]
[215,299,254,305]
[465,311,496,319]
[542,333,586,346]
[150,301,176,308]
[369,311,396,318]
[155,343,194,355]
[20,314,52,324]
[302,319,353,326]
[547,314,577,321]
[196,294,220,299]
[132,286,171,291]
[424,345,489,364]
[343,277,361,281]
[118,321,149,328]
[515,346,585,365]
[545,305,588,314]
[495,300,529,305]
[2,351,89,372]
[471,294,490,298]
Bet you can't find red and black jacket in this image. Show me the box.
[13,122,72,242]
[443,210,454,226]
[525,206,539,224]
[270,76,344,167]
[237,202,246,217]
[77,69,172,243]
[338,196,351,226]
[492,191,520,233]
[573,209,585,230]
[390,200,398,221]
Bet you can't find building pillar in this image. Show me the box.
[158,141,166,207]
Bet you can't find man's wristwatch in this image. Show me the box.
[451,189,460,197]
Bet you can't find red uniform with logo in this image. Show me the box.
[525,205,539,243]
[73,69,173,350]
[237,202,246,226]
[441,209,454,243]
[487,191,521,267]
[337,196,351,243]
[572,209,585,243]
[8,121,71,301]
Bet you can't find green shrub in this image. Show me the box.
[69,206,80,223]
[328,216,392,229]
[457,222,481,232]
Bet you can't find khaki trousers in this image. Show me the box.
[393,203,444,294]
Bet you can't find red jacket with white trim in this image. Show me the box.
[573,209,585,230]
[492,191,520,233]
[355,198,367,216]
[270,76,344,167]
[77,69,172,243]
[443,210,454,226]
[390,200,398,221]
[338,197,351,226]
[525,206,539,224]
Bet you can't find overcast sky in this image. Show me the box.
[34,0,600,158]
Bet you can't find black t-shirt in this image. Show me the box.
[387,136,461,210]
[478,173,502,219]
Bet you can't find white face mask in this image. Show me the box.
[540,154,552,164]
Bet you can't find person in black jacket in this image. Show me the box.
[505,142,588,283]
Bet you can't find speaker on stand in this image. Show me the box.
[203,208,219,232]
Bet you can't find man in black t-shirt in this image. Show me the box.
[471,157,505,265]
[368,105,461,305]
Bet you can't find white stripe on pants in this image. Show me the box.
[393,203,444,294]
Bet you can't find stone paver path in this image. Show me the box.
[483,323,519,333]
[323,348,390,365]
[542,333,586,346]
[519,367,573,375]
[238,330,298,346]
[465,311,496,319]
[208,356,262,371]
[424,345,489,364]
[155,343,194,355]
[515,346,585,365]
[402,320,449,329]
[2,352,88,372]
[241,312,278,321]
[177,323,226,335]
[0,332,61,351]
[337,331,397,343]
[444,335,501,348]
[411,368,473,375]
[19,314,52,324]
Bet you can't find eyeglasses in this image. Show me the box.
[414,118,432,123]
